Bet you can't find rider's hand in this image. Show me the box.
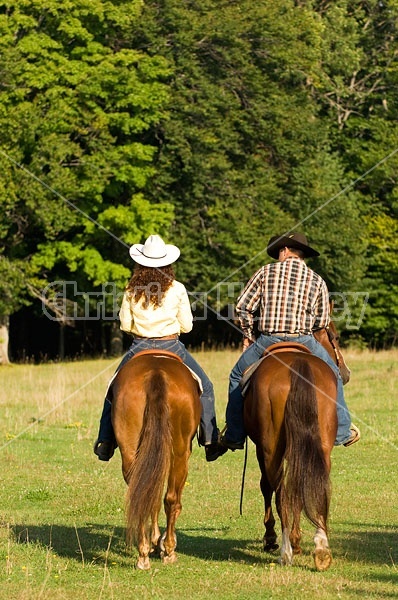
[242,337,253,352]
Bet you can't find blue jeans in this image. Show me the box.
[226,334,352,446]
[97,337,218,445]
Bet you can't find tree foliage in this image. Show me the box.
[136,1,369,293]
[0,0,174,318]
[0,0,397,356]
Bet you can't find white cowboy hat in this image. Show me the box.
[129,234,180,267]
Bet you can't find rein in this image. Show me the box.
[314,325,342,368]
[239,438,249,516]
[324,325,342,368]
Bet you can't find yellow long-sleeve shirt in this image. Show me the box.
[119,280,193,338]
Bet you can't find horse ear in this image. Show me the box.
[329,299,334,313]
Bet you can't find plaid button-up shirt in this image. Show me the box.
[236,257,330,339]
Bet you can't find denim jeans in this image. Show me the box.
[97,337,218,445]
[226,334,352,446]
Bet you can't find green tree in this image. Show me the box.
[309,0,398,344]
[361,211,398,347]
[0,0,174,360]
[1,0,397,356]
[137,0,368,302]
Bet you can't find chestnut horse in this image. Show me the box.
[111,351,201,570]
[243,323,350,571]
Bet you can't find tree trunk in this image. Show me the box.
[0,316,10,365]
[109,321,123,356]
[59,324,65,361]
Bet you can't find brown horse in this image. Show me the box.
[111,351,201,570]
[243,324,349,571]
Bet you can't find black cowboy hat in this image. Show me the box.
[267,232,320,260]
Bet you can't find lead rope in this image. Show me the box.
[239,437,248,516]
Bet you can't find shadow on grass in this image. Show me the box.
[11,522,271,566]
[330,522,397,565]
[12,523,129,563]
[11,520,397,576]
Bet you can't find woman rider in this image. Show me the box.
[94,234,225,462]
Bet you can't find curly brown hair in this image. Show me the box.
[126,265,175,308]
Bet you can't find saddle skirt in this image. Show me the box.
[240,342,311,397]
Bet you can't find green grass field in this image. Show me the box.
[0,349,397,599]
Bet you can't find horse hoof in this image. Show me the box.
[314,548,332,571]
[279,553,293,566]
[136,557,151,570]
[264,542,279,552]
[161,552,178,565]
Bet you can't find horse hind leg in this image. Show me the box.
[276,491,293,566]
[150,506,162,557]
[257,450,278,552]
[280,528,294,566]
[261,487,278,552]
[313,526,332,571]
[263,505,279,552]
[160,452,189,565]
[159,530,177,565]
[290,507,302,555]
[161,497,180,565]
[136,525,151,571]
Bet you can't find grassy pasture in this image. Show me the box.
[0,349,397,599]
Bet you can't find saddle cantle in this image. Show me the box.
[131,349,183,362]
[240,342,311,396]
[262,342,311,356]
[128,349,202,392]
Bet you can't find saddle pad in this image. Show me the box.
[240,357,267,396]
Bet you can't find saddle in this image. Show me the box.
[132,349,183,362]
[129,349,202,392]
[240,342,311,397]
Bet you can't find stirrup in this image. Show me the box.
[218,434,245,451]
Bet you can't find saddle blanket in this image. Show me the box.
[240,357,267,397]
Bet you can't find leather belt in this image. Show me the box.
[134,334,179,341]
[263,332,312,337]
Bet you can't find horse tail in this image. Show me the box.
[126,369,171,546]
[280,357,331,532]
